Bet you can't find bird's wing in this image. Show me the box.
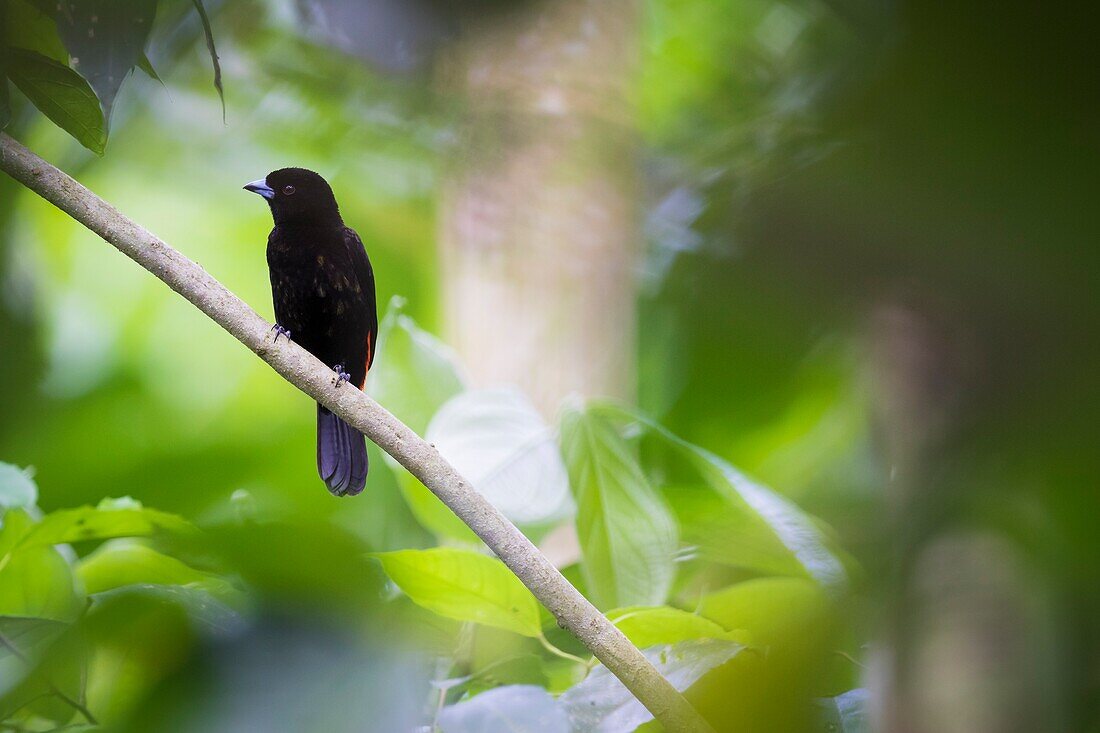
[344,226,378,374]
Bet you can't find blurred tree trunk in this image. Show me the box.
[437,0,640,416]
[865,301,1059,733]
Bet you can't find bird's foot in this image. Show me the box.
[331,363,351,387]
[271,324,292,343]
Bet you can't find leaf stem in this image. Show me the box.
[833,649,868,670]
[537,631,590,665]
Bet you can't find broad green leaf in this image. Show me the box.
[467,624,540,677]
[367,296,466,434]
[2,0,68,62]
[607,605,731,648]
[6,49,107,154]
[0,616,67,698]
[0,615,66,651]
[438,685,569,733]
[373,548,540,637]
[15,638,86,724]
[671,483,810,577]
[0,615,83,723]
[91,584,243,637]
[0,462,37,511]
[684,450,845,587]
[82,590,196,721]
[544,656,587,695]
[816,688,870,733]
[0,508,34,557]
[698,577,835,651]
[559,406,678,609]
[17,497,193,549]
[0,544,81,621]
[379,595,462,657]
[367,297,469,539]
[76,539,235,600]
[53,0,157,120]
[426,388,573,527]
[332,444,433,551]
[595,404,847,589]
[559,639,744,732]
[690,578,844,731]
[395,469,480,543]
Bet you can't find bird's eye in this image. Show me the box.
[283,185,296,195]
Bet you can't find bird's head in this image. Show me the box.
[244,168,342,225]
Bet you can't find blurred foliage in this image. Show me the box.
[1,0,1097,730]
[0,304,855,730]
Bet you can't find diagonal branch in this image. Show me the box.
[0,132,714,733]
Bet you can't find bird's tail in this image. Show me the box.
[316,404,368,496]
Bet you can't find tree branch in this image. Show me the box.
[0,132,714,733]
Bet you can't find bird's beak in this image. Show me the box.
[243,179,275,200]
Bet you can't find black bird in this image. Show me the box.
[245,168,377,496]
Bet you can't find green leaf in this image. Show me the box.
[559,639,745,732]
[0,616,68,697]
[367,296,466,435]
[426,388,573,528]
[685,451,846,586]
[395,469,480,544]
[373,548,541,637]
[137,51,163,85]
[332,444,433,552]
[0,508,34,557]
[595,404,847,589]
[698,577,834,650]
[0,462,38,512]
[5,49,106,154]
[92,584,242,637]
[79,590,195,719]
[2,0,68,63]
[76,539,229,597]
[670,483,808,577]
[0,545,81,621]
[53,0,157,120]
[366,298,471,540]
[190,0,224,120]
[544,656,587,695]
[559,406,678,609]
[0,615,67,651]
[17,497,193,549]
[606,605,732,648]
[0,616,83,723]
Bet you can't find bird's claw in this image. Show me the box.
[271,324,292,343]
[332,363,351,387]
